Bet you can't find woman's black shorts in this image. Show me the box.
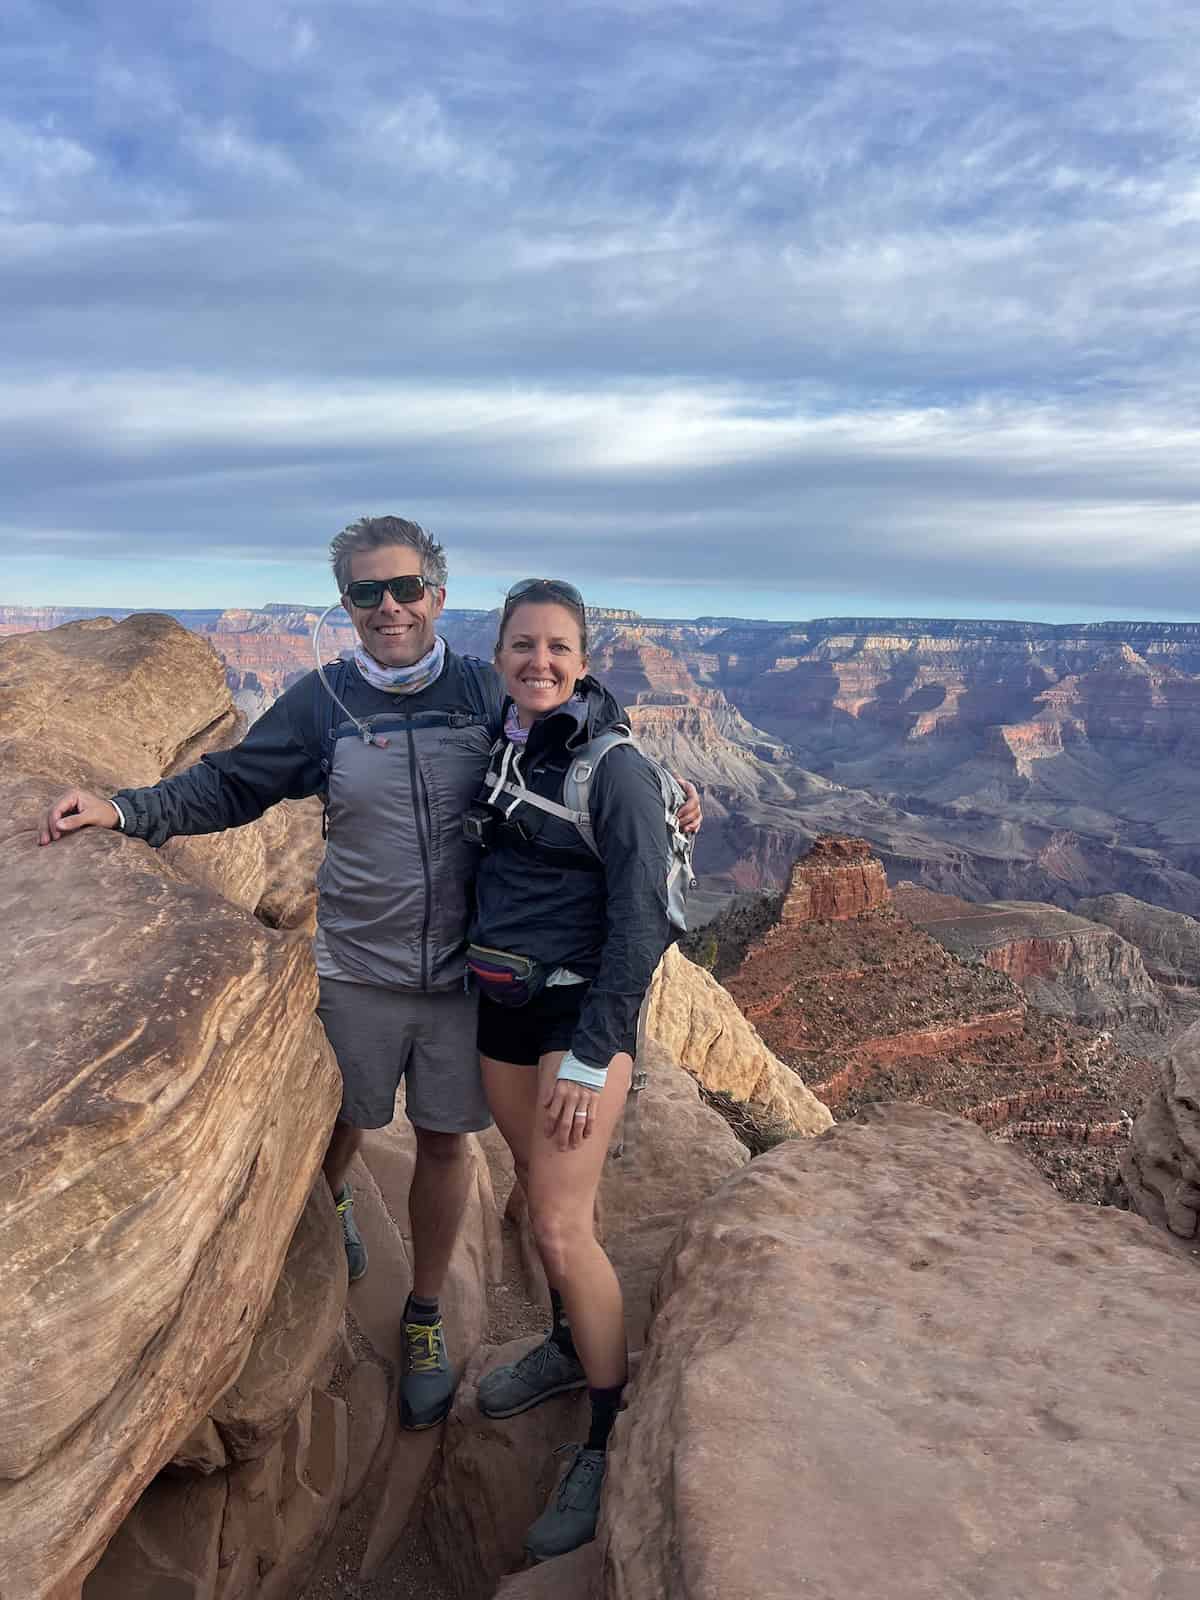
[476,982,590,1067]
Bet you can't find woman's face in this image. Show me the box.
[497,601,587,725]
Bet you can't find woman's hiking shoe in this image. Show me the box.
[524,1444,606,1562]
[400,1314,454,1430]
[476,1335,587,1419]
[335,1183,368,1282]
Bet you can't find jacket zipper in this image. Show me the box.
[408,727,434,990]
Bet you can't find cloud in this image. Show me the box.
[2,0,1200,616]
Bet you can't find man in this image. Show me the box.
[41,515,700,1433]
[41,517,501,1430]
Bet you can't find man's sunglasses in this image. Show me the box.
[343,574,440,609]
[504,578,585,610]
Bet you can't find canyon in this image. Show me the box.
[7,614,1200,1598]
[9,603,1200,922]
[712,837,1157,1204]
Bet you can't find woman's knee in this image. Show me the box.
[529,1202,592,1281]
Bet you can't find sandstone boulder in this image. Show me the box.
[642,946,832,1137]
[603,1104,1200,1598]
[87,1384,349,1600]
[0,614,235,792]
[0,616,343,1596]
[1124,1018,1200,1239]
[210,1180,347,1461]
[427,1050,745,1598]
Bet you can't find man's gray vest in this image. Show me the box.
[317,703,493,990]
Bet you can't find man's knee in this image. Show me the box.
[413,1125,468,1166]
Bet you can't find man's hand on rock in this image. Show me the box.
[39,789,120,846]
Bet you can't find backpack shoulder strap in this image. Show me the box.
[562,729,635,858]
[318,659,351,774]
[458,654,496,725]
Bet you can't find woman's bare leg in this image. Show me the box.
[480,1053,540,1196]
[526,1049,633,1388]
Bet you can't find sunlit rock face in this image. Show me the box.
[604,1104,1200,1600]
[0,614,342,1597]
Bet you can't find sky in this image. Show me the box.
[3,0,1200,623]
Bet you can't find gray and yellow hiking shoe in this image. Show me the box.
[335,1183,368,1282]
[525,1444,606,1562]
[400,1314,454,1430]
[477,1335,587,1419]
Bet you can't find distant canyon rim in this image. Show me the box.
[8,603,1200,922]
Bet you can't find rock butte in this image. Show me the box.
[719,836,1156,1203]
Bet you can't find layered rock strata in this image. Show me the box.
[0,616,344,1596]
[895,887,1168,1033]
[1078,892,1200,989]
[601,1103,1200,1600]
[773,832,890,924]
[722,838,1156,1201]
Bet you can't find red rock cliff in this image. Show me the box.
[778,835,892,924]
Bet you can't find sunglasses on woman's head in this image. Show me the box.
[344,574,439,609]
[504,578,585,610]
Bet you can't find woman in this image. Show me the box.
[466,578,688,1562]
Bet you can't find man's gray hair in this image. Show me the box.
[329,516,448,594]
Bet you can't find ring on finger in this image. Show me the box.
[572,1111,590,1120]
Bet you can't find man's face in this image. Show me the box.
[344,544,446,669]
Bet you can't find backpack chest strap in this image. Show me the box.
[483,776,593,836]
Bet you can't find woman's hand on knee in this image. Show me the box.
[542,1079,600,1151]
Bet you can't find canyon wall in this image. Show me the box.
[12,605,1200,918]
[1078,893,1200,990]
[895,888,1168,1034]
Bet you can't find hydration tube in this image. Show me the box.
[311,602,388,747]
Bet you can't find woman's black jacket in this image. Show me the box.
[468,677,674,1071]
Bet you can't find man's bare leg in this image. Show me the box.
[322,1118,363,1195]
[400,1126,473,1429]
[409,1127,472,1297]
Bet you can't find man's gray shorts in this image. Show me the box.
[316,978,491,1133]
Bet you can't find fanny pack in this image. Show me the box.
[465,944,546,1008]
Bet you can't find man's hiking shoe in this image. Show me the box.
[335,1183,368,1282]
[400,1314,454,1430]
[525,1444,606,1562]
[477,1335,587,1419]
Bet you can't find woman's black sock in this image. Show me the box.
[585,1384,624,1452]
[549,1288,576,1358]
